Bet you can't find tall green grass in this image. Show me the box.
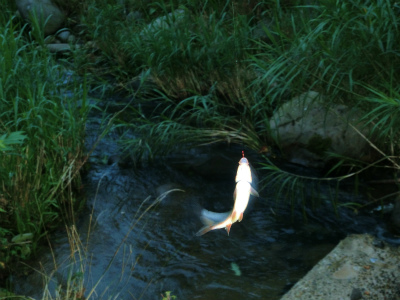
[252,0,400,208]
[1,0,398,297]
[105,0,400,207]
[0,12,89,274]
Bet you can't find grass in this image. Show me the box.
[2,0,400,298]
[0,7,90,285]
[103,0,400,208]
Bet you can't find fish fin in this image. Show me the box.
[196,225,213,236]
[233,187,237,199]
[239,213,243,222]
[200,215,215,226]
[226,223,232,236]
[231,211,237,223]
[250,186,259,197]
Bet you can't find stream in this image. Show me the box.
[11,95,398,300]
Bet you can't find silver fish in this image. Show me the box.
[231,156,259,223]
[196,155,259,236]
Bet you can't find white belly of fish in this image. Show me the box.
[233,181,251,215]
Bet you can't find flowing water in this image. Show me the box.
[11,97,398,300]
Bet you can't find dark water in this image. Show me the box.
[11,100,397,300]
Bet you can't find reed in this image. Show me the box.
[111,0,400,207]
[0,9,90,277]
[3,0,400,296]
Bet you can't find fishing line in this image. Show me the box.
[232,1,245,155]
[232,1,251,158]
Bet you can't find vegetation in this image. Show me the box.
[82,0,400,204]
[0,4,90,286]
[1,0,400,298]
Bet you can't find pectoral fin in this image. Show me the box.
[225,223,232,236]
[231,211,237,223]
[239,213,243,222]
[250,186,259,197]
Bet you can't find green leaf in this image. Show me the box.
[0,131,27,151]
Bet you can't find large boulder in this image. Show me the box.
[15,0,66,36]
[269,91,371,168]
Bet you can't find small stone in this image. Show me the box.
[67,34,76,43]
[372,239,385,249]
[46,43,71,52]
[350,288,362,300]
[126,10,142,22]
[57,30,70,43]
[332,262,358,280]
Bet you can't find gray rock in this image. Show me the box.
[281,234,400,300]
[57,30,70,42]
[141,9,186,35]
[126,10,143,23]
[45,43,71,52]
[15,0,66,36]
[269,91,371,168]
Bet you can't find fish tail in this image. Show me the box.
[196,225,213,236]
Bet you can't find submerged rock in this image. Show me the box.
[281,234,400,300]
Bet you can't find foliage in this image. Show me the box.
[0,0,399,298]
[161,291,177,300]
[105,0,400,207]
[0,10,89,274]
[0,131,27,152]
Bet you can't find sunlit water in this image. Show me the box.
[12,100,396,300]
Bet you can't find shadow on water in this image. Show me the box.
[12,98,397,300]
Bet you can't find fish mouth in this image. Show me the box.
[239,158,248,164]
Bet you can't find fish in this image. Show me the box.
[235,157,253,183]
[231,156,259,223]
[195,209,233,236]
[196,152,259,236]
